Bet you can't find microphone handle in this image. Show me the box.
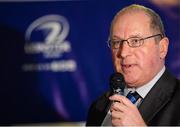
[105,88,123,112]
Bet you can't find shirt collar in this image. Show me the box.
[124,66,165,98]
[136,66,165,98]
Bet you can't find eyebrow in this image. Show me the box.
[128,34,142,38]
[111,34,143,40]
[111,35,122,40]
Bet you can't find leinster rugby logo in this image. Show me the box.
[23,15,77,72]
[25,14,71,58]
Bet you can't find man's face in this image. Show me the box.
[111,12,168,87]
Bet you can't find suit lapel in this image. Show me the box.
[95,91,111,125]
[138,70,176,124]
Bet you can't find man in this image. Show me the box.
[86,4,180,126]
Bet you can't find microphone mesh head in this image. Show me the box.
[109,73,125,93]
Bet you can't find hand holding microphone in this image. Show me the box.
[109,73,146,126]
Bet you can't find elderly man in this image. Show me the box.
[86,4,180,126]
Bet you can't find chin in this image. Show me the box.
[124,77,139,87]
[126,83,138,88]
[126,79,144,88]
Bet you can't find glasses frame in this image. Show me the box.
[107,34,163,49]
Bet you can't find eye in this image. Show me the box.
[110,40,121,48]
[132,38,139,43]
[113,40,121,44]
[130,38,140,45]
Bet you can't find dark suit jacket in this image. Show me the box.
[86,69,180,126]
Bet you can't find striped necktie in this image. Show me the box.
[126,91,142,107]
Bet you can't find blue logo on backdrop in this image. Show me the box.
[22,14,89,121]
[23,14,77,72]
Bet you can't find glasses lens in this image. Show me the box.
[128,38,142,47]
[109,40,120,49]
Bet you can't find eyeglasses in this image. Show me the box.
[107,34,163,49]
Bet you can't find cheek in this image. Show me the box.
[138,48,160,69]
[112,51,122,72]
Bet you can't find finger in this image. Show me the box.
[109,94,134,107]
[111,110,123,126]
[111,110,123,119]
[110,101,127,112]
[112,118,121,126]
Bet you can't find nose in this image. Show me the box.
[117,41,132,58]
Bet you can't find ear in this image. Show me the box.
[159,37,169,59]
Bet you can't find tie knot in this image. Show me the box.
[126,91,141,104]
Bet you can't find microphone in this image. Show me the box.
[101,72,126,126]
[105,73,125,112]
[110,73,141,105]
[110,72,126,95]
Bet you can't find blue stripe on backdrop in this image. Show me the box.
[0,0,179,125]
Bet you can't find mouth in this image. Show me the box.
[121,64,136,70]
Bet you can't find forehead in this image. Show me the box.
[111,12,152,38]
